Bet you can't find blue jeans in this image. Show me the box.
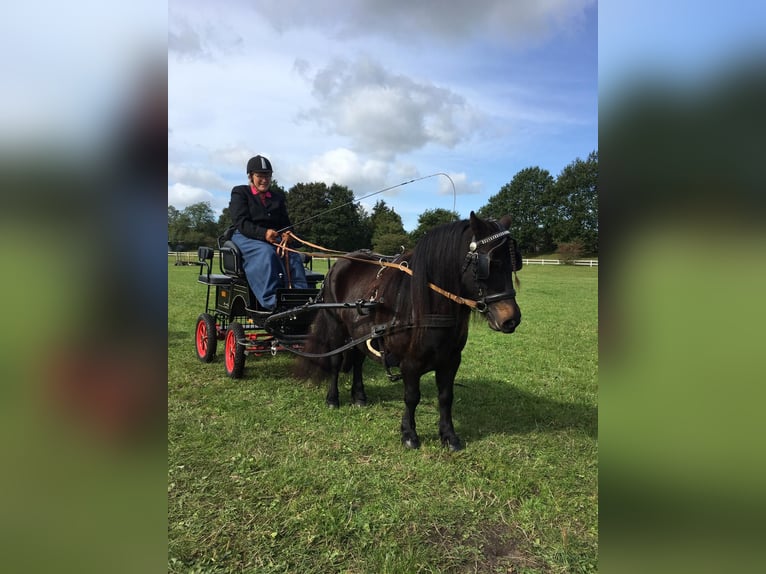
[231,231,308,310]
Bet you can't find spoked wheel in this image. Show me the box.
[195,313,218,362]
[224,321,246,379]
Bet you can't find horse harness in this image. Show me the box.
[273,225,519,378]
[460,227,519,312]
[363,226,520,379]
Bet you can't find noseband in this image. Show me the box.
[461,228,518,313]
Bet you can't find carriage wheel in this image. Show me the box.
[224,321,246,379]
[195,313,218,362]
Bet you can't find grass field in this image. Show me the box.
[168,258,597,573]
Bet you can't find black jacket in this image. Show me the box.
[229,184,292,242]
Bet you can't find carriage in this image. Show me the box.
[194,236,323,378]
[194,236,382,378]
[193,213,523,450]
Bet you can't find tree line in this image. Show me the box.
[169,150,597,257]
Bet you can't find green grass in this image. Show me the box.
[169,259,597,573]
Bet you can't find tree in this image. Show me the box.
[550,151,598,254]
[478,167,556,254]
[370,200,409,254]
[168,205,192,249]
[409,208,460,244]
[286,182,371,251]
[168,205,181,247]
[325,184,372,251]
[184,202,218,246]
[216,206,231,237]
[286,182,327,243]
[167,201,218,249]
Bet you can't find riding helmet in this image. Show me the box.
[246,155,273,174]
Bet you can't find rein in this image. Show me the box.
[277,231,484,310]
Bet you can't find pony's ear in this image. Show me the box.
[499,215,512,229]
[469,211,483,235]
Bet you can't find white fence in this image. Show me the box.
[522,259,598,267]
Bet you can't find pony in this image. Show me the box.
[296,212,522,451]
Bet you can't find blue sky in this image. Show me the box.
[168,0,598,232]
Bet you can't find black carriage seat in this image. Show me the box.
[196,246,234,286]
[219,240,246,278]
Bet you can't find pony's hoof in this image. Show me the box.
[326,401,339,409]
[442,437,464,451]
[352,399,367,407]
[402,437,421,449]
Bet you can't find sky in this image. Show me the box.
[168,0,598,232]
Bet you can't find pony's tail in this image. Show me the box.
[292,309,340,382]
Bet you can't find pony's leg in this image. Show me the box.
[435,361,463,451]
[400,371,421,449]
[349,349,367,407]
[325,354,342,409]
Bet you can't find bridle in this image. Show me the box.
[461,226,520,313]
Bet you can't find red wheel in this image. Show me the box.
[224,321,246,379]
[195,313,217,362]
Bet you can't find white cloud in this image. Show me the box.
[168,18,207,59]
[168,182,220,211]
[293,148,388,192]
[440,172,482,196]
[168,164,230,190]
[299,57,482,158]
[168,6,244,60]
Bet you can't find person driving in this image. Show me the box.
[228,155,308,310]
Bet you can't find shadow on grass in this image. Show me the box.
[455,377,597,440]
[176,346,596,443]
[327,362,597,441]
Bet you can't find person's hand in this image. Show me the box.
[265,229,279,243]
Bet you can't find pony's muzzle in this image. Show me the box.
[500,317,520,333]
[486,302,521,333]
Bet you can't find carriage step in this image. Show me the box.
[197,274,234,286]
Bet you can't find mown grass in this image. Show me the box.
[169,258,597,573]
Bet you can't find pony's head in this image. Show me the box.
[463,212,522,333]
[409,212,522,335]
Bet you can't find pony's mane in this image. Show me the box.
[409,219,471,324]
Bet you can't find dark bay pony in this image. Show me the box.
[297,212,522,451]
